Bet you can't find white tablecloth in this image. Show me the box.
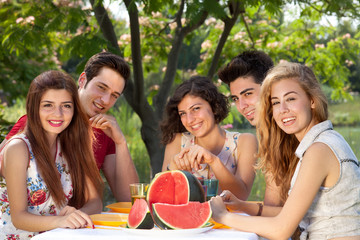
[31,227,259,240]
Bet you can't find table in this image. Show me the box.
[30,203,259,240]
[31,227,259,240]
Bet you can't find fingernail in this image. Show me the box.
[92,225,95,229]
[219,192,225,197]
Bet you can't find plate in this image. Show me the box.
[105,202,132,213]
[119,223,214,236]
[90,213,128,226]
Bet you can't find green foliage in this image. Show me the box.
[329,95,360,126]
[109,99,152,183]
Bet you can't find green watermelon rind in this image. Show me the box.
[146,170,206,229]
[146,170,205,204]
[127,211,154,229]
[152,202,212,230]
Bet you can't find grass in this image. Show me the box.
[329,95,360,126]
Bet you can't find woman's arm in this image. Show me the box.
[162,134,182,171]
[208,133,257,200]
[211,142,339,239]
[4,140,93,232]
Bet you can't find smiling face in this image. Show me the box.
[178,94,216,138]
[78,67,125,117]
[39,89,74,138]
[229,76,261,126]
[271,78,317,141]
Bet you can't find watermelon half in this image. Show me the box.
[147,170,205,213]
[152,201,212,229]
[127,199,154,229]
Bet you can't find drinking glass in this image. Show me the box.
[129,183,148,205]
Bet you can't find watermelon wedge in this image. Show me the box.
[152,201,212,229]
[147,170,205,214]
[127,199,154,229]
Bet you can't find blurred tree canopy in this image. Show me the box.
[1,0,360,174]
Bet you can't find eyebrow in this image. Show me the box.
[271,91,298,100]
[98,82,121,97]
[240,88,255,95]
[178,103,201,112]
[41,100,73,104]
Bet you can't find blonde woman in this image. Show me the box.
[210,62,360,239]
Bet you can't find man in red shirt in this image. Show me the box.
[0,52,139,202]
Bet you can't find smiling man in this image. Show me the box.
[0,52,139,202]
[218,50,285,208]
[218,50,273,126]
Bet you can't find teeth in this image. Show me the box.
[246,110,254,116]
[94,102,104,109]
[192,123,201,129]
[283,117,295,123]
[50,120,62,124]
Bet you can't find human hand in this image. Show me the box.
[57,209,94,229]
[178,145,217,170]
[209,195,228,223]
[219,190,243,212]
[58,206,77,216]
[89,114,126,145]
[171,151,193,171]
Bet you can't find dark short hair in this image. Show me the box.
[218,50,274,85]
[84,52,130,89]
[160,76,229,145]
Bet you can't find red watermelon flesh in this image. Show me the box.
[147,170,205,216]
[147,170,189,208]
[127,199,154,229]
[153,201,212,229]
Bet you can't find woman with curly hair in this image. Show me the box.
[160,76,257,200]
[210,62,360,239]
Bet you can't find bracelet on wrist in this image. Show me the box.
[256,202,263,216]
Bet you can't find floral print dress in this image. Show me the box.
[0,133,73,239]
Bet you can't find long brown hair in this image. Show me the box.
[256,62,328,203]
[26,70,103,208]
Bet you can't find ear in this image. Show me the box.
[78,72,87,89]
[310,98,315,109]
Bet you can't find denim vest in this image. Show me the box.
[289,120,360,239]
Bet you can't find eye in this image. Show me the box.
[179,112,185,117]
[43,103,53,108]
[231,96,238,102]
[271,101,279,106]
[244,92,252,97]
[98,85,106,91]
[63,104,73,109]
[111,94,119,99]
[193,106,200,111]
[287,97,296,102]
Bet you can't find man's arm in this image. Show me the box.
[102,144,139,202]
[90,114,139,202]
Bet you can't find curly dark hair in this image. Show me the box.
[218,50,274,85]
[160,76,229,145]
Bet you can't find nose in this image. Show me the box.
[237,98,248,111]
[280,101,289,113]
[186,112,195,123]
[100,93,111,105]
[54,106,63,116]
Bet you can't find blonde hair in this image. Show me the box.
[256,61,328,203]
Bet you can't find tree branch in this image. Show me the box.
[207,0,242,78]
